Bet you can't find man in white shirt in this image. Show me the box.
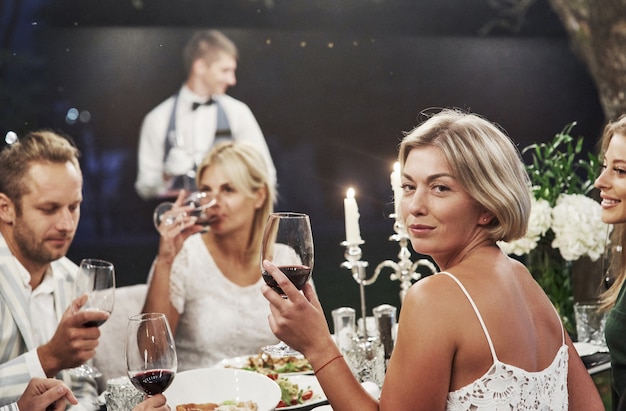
[0,130,108,409]
[135,30,276,200]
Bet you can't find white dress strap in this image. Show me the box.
[439,271,566,352]
[438,271,498,362]
[554,300,566,345]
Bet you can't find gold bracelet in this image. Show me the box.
[315,354,343,374]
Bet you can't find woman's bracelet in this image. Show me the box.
[315,354,343,374]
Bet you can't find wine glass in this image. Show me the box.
[69,258,116,378]
[261,212,314,357]
[126,313,177,396]
[153,190,218,233]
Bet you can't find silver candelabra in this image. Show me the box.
[341,214,437,336]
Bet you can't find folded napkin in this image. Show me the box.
[573,342,609,357]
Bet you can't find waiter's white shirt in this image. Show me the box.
[135,85,276,200]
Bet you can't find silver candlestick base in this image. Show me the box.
[341,215,437,335]
[387,218,437,302]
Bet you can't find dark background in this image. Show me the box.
[1,0,605,318]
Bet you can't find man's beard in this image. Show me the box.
[12,221,72,265]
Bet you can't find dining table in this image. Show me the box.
[95,390,329,411]
[95,357,606,411]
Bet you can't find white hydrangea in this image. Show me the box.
[498,194,610,261]
[497,197,552,256]
[551,194,610,261]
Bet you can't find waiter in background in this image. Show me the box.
[135,29,276,200]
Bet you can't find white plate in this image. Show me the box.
[216,354,313,375]
[278,374,327,410]
[214,354,257,369]
[574,342,609,357]
[165,368,281,411]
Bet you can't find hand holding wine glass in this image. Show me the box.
[261,212,314,357]
[153,190,218,234]
[126,313,177,397]
[69,258,115,378]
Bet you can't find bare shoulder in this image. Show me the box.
[383,273,466,408]
[401,273,472,331]
[507,257,556,303]
[404,273,458,308]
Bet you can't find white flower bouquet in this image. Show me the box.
[498,193,609,262]
[497,123,610,331]
[551,194,609,261]
[498,197,552,256]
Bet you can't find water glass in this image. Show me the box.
[105,377,145,411]
[332,307,356,352]
[574,301,607,347]
[356,316,378,339]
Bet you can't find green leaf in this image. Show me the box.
[521,121,594,333]
[523,122,596,206]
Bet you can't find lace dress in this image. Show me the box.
[440,272,569,411]
[150,234,280,371]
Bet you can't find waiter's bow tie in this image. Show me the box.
[192,99,214,111]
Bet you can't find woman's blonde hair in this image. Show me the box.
[398,109,531,242]
[196,141,275,259]
[598,114,626,311]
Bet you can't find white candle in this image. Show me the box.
[344,188,362,244]
[390,162,402,219]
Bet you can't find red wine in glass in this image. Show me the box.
[129,369,176,396]
[126,313,177,396]
[262,265,312,296]
[69,258,115,378]
[83,317,108,328]
[260,212,314,357]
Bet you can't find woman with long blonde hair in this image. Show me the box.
[594,114,626,405]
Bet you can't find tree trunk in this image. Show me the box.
[547,0,626,121]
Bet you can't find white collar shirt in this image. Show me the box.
[16,258,57,378]
[175,85,219,168]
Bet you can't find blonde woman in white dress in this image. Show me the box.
[262,109,603,411]
[144,141,279,371]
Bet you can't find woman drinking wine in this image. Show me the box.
[143,141,278,371]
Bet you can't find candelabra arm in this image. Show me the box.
[373,260,400,283]
[340,217,439,323]
[411,258,438,277]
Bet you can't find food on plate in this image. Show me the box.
[265,374,314,408]
[176,400,258,411]
[239,352,312,374]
